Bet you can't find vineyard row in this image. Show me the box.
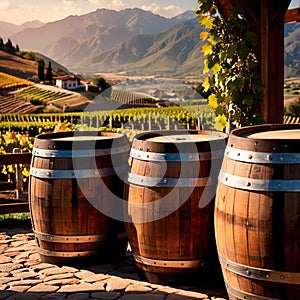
[0,105,215,134]
[0,72,34,90]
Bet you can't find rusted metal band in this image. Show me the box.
[36,246,97,257]
[225,147,300,164]
[133,254,204,268]
[128,173,212,187]
[34,231,106,243]
[225,283,283,300]
[30,165,128,179]
[219,256,300,285]
[32,145,130,158]
[130,148,224,162]
[218,170,300,192]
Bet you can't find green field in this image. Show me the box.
[17,86,71,104]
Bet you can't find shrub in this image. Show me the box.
[285,98,300,116]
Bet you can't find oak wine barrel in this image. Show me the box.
[125,130,227,284]
[215,124,300,300]
[29,131,129,266]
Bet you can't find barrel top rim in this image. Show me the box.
[146,134,225,143]
[231,124,300,140]
[35,131,124,141]
[133,130,227,144]
[244,129,300,139]
[228,124,300,152]
[33,131,128,150]
[51,136,116,142]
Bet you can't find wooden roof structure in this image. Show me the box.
[285,6,300,23]
[214,0,300,124]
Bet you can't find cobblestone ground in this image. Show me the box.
[0,228,228,300]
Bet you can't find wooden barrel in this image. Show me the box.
[215,124,300,300]
[29,131,129,266]
[125,130,227,284]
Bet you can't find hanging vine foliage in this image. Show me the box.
[196,0,264,130]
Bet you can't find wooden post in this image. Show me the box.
[13,148,23,200]
[148,114,152,131]
[255,1,289,124]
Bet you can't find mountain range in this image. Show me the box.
[1,8,299,77]
[0,20,44,40]
[285,22,300,78]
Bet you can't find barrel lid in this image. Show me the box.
[33,131,128,150]
[228,124,300,152]
[51,136,115,142]
[245,129,300,140]
[147,134,223,143]
[131,130,227,153]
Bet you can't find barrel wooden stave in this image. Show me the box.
[29,131,128,265]
[215,124,300,300]
[126,130,227,283]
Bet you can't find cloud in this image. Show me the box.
[54,1,87,18]
[0,0,11,9]
[141,2,185,18]
[53,0,126,18]
[87,0,125,10]
[0,0,26,24]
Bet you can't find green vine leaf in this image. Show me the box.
[245,31,257,46]
[197,0,264,130]
[208,94,218,108]
[202,43,213,55]
[211,63,221,74]
[202,77,211,92]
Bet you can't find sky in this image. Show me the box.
[0,0,299,25]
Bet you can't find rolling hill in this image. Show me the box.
[0,50,70,80]
[0,50,39,79]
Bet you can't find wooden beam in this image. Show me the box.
[285,7,300,23]
[0,202,29,214]
[0,152,31,165]
[213,0,232,19]
[256,1,291,124]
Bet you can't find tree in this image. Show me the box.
[15,44,20,52]
[5,38,14,52]
[38,60,45,81]
[45,61,53,83]
[25,51,36,60]
[93,77,111,91]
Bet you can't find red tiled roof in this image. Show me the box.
[56,75,79,81]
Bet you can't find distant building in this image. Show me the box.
[85,82,99,93]
[148,89,160,97]
[56,75,82,90]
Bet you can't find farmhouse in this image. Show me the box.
[56,75,82,90]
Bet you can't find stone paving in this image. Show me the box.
[0,227,228,300]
